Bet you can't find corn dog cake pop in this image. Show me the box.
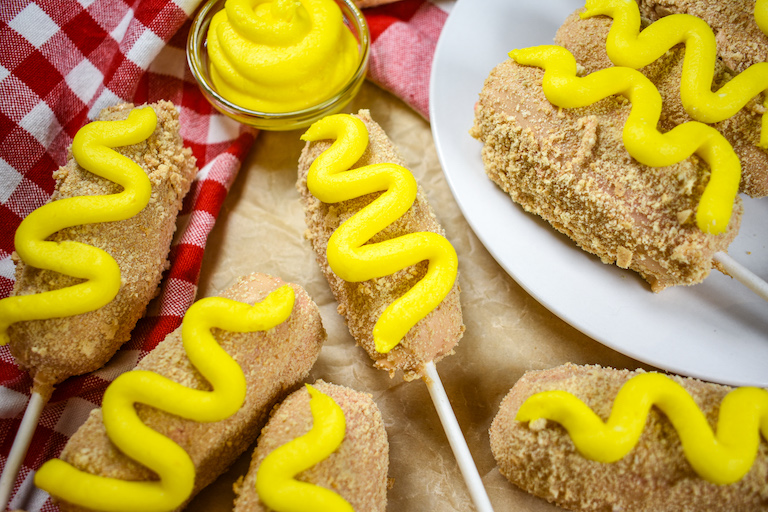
[35,273,326,512]
[233,380,389,512]
[297,110,464,380]
[471,37,743,291]
[555,0,768,197]
[297,112,493,511]
[490,363,768,511]
[0,101,197,391]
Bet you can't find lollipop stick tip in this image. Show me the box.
[424,361,495,512]
[714,252,768,302]
[0,391,48,511]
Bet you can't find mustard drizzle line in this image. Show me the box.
[302,114,458,353]
[34,286,296,512]
[516,372,768,485]
[510,45,740,235]
[256,384,353,512]
[758,0,768,37]
[580,0,768,147]
[0,107,157,345]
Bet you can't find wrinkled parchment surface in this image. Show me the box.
[185,81,652,512]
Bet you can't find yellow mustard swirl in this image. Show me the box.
[207,0,360,113]
[256,384,352,512]
[758,0,768,36]
[302,114,458,353]
[510,45,740,235]
[516,372,768,485]
[0,107,156,345]
[580,0,768,147]
[34,286,296,512]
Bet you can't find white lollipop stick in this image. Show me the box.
[424,361,494,512]
[714,252,768,302]
[0,391,48,510]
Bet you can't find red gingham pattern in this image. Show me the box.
[0,0,449,510]
[366,0,448,117]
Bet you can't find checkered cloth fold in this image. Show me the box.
[0,0,448,509]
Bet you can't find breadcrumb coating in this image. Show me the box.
[555,9,768,197]
[470,57,742,291]
[297,110,464,380]
[8,101,197,390]
[233,380,389,512]
[54,273,326,512]
[489,363,768,512]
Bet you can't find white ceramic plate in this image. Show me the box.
[430,0,768,387]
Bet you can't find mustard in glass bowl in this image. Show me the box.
[187,0,370,131]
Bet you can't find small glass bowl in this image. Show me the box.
[187,0,370,131]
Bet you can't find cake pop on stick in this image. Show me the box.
[233,380,389,511]
[297,111,494,512]
[35,273,326,512]
[490,363,768,511]
[0,101,197,510]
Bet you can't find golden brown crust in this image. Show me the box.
[489,363,768,511]
[470,58,742,291]
[8,101,198,389]
[297,109,464,380]
[55,273,326,512]
[555,9,768,198]
[232,380,389,512]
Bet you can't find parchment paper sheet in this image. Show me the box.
[185,81,655,512]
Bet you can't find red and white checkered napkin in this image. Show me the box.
[0,0,448,509]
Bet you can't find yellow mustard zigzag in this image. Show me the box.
[758,0,768,36]
[516,372,768,485]
[510,45,740,235]
[34,286,296,512]
[0,107,157,345]
[302,114,458,353]
[581,0,768,147]
[256,384,353,512]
